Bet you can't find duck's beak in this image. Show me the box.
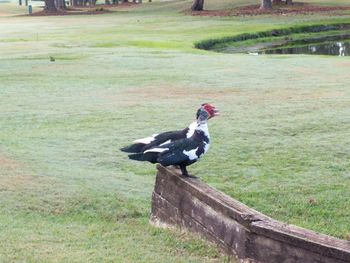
[213,107,220,117]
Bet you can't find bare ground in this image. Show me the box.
[189,2,350,17]
[28,2,137,16]
[0,153,38,190]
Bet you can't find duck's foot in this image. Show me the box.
[185,173,198,179]
[179,165,198,179]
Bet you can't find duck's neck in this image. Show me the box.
[194,121,210,141]
[185,121,198,138]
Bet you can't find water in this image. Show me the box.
[262,41,350,56]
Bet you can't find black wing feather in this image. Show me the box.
[120,143,146,153]
[120,129,187,154]
[144,130,183,150]
[157,138,201,166]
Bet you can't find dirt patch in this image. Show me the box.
[0,174,39,191]
[126,86,345,102]
[29,7,112,16]
[336,61,350,68]
[189,10,230,17]
[0,154,23,171]
[95,85,346,109]
[0,153,37,191]
[246,89,346,104]
[92,86,242,107]
[189,2,350,17]
[27,3,137,16]
[123,85,242,100]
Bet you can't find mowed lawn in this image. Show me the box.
[1,0,350,261]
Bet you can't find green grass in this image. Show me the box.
[1,0,350,261]
[195,23,350,51]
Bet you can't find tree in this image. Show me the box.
[44,0,57,11]
[272,0,282,4]
[55,0,66,9]
[286,0,292,5]
[260,0,272,9]
[191,0,204,11]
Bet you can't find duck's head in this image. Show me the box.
[196,103,219,120]
[196,103,219,123]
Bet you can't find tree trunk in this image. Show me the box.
[191,0,204,11]
[44,0,57,11]
[285,0,292,5]
[272,0,282,4]
[56,0,66,9]
[260,0,272,9]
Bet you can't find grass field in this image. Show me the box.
[1,0,350,261]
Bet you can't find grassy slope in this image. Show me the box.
[1,0,350,261]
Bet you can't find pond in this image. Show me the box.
[195,23,350,57]
[261,41,350,56]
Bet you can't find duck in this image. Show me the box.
[120,103,216,154]
[124,104,219,177]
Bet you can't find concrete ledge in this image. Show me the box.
[150,165,350,263]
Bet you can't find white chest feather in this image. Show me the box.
[196,123,210,139]
[183,147,199,160]
[186,121,197,138]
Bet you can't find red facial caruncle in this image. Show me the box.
[202,103,219,119]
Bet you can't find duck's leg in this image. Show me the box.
[180,165,197,179]
[180,164,188,176]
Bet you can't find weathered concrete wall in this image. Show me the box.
[151,165,350,263]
